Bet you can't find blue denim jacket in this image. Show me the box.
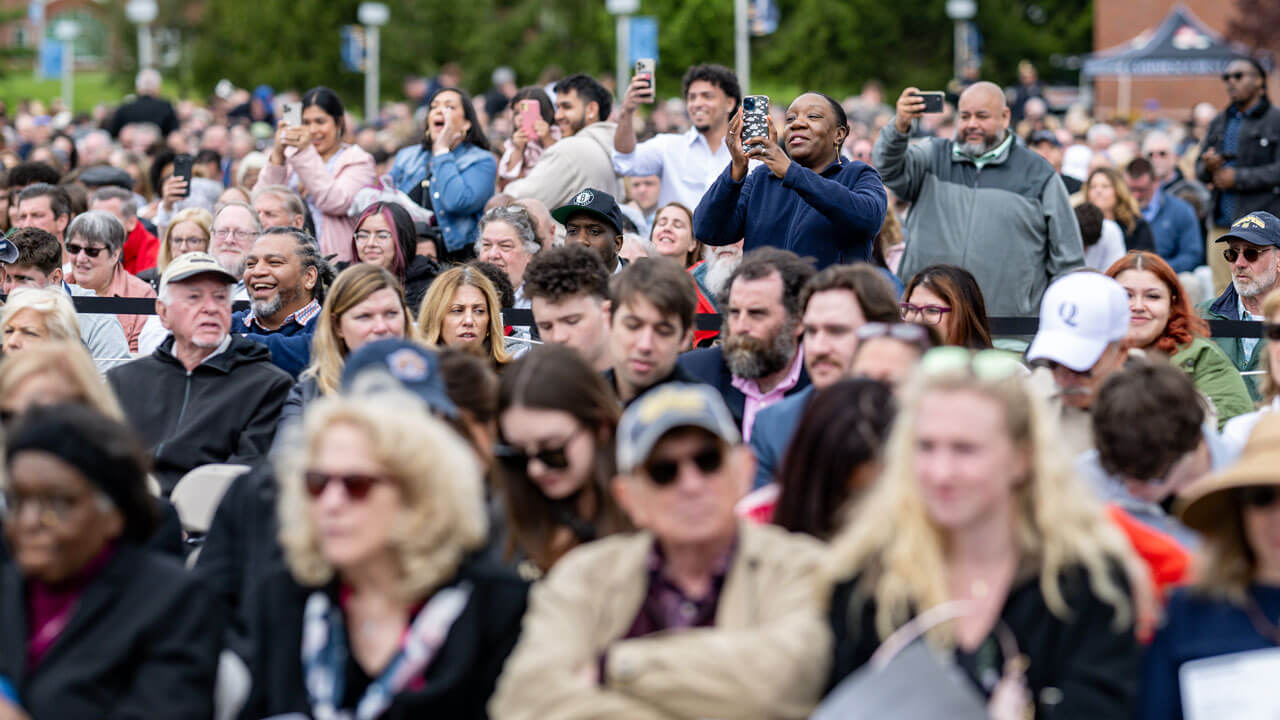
[390,142,497,251]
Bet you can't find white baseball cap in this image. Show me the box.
[1026,272,1130,372]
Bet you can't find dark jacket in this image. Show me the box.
[602,362,708,407]
[231,306,321,378]
[1196,97,1280,224]
[1120,216,1156,253]
[1147,190,1205,272]
[240,558,529,720]
[106,335,294,494]
[676,346,812,430]
[693,158,887,270]
[1198,283,1264,400]
[405,253,442,312]
[748,385,814,489]
[106,95,179,137]
[1160,168,1211,220]
[0,544,224,719]
[827,563,1139,719]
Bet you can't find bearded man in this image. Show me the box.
[677,247,814,439]
[873,80,1083,317]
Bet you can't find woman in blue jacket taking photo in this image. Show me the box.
[390,87,496,261]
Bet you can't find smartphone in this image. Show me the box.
[518,99,540,139]
[634,58,655,103]
[282,101,302,127]
[912,91,946,114]
[742,94,769,150]
[172,153,193,198]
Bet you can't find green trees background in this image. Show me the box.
[159,0,1092,107]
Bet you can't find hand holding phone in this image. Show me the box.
[912,91,946,114]
[518,100,540,140]
[634,59,656,104]
[282,102,302,127]
[741,95,769,151]
[172,154,193,199]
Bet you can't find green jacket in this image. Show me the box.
[1197,285,1265,401]
[1170,336,1255,428]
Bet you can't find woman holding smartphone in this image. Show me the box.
[256,86,375,263]
[389,87,497,262]
[498,87,560,190]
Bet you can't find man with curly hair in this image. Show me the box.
[522,244,613,371]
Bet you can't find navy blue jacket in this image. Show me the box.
[693,158,887,269]
[676,346,811,431]
[748,385,813,489]
[231,307,320,378]
[1148,190,1204,272]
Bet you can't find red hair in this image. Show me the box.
[1105,251,1208,355]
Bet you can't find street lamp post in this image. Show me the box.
[125,0,158,71]
[357,2,389,123]
[54,19,79,111]
[606,0,639,105]
[734,0,749,95]
[946,0,977,81]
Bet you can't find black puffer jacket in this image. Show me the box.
[405,253,442,312]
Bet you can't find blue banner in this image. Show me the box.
[340,25,365,73]
[40,39,61,78]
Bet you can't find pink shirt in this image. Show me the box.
[731,345,805,442]
[106,266,158,353]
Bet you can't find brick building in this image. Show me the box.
[1092,0,1276,119]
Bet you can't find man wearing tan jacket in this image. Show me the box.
[490,383,830,720]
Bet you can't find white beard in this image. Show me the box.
[703,253,740,300]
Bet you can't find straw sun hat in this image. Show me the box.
[1179,413,1280,532]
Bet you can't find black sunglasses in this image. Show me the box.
[1224,246,1271,264]
[1222,71,1253,83]
[495,435,577,474]
[1239,485,1280,509]
[643,445,725,487]
[303,471,384,500]
[65,242,108,259]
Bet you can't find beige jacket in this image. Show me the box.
[489,522,831,720]
[504,121,624,210]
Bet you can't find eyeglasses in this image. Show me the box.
[211,228,258,243]
[495,430,583,474]
[170,235,208,249]
[1224,246,1271,264]
[1239,485,1280,510]
[857,322,934,351]
[302,471,385,500]
[643,444,725,487]
[65,242,108,259]
[2,487,90,525]
[1222,71,1253,83]
[899,302,952,326]
[920,346,1023,381]
[354,230,395,245]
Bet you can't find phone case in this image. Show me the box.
[519,101,540,138]
[742,96,769,149]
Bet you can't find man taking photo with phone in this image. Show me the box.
[874,82,1083,319]
[612,64,741,210]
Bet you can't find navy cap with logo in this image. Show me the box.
[1217,211,1280,248]
[340,339,458,418]
[1028,130,1060,148]
[551,188,625,237]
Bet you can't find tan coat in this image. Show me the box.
[489,521,831,720]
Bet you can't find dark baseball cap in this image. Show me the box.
[1028,130,1060,148]
[1217,211,1280,247]
[551,188,625,237]
[341,339,458,418]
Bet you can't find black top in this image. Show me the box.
[1122,216,1157,253]
[826,561,1139,719]
[602,362,708,408]
[106,95,179,137]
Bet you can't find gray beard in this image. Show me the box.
[723,319,798,380]
[955,129,1005,157]
[251,295,283,319]
[703,253,740,300]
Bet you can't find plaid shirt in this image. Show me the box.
[621,539,737,639]
[240,298,321,333]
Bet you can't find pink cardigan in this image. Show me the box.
[255,144,376,262]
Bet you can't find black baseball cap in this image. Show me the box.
[1028,130,1059,148]
[1217,211,1280,247]
[551,188,625,237]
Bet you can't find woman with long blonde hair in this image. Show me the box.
[823,347,1149,718]
[418,265,511,370]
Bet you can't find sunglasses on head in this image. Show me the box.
[1224,246,1271,264]
[857,322,934,352]
[643,444,725,487]
[65,242,107,259]
[303,471,384,500]
[920,346,1022,382]
[1239,485,1280,510]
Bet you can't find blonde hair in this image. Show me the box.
[418,266,511,366]
[0,340,125,420]
[1088,167,1142,234]
[276,391,488,601]
[304,264,413,396]
[1258,289,1280,402]
[1,287,81,343]
[824,365,1148,644]
[157,208,213,271]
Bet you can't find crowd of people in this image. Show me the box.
[0,52,1278,718]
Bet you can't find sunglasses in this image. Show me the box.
[643,444,725,487]
[1224,246,1272,264]
[65,242,107,259]
[495,430,583,474]
[1239,485,1280,510]
[920,346,1023,381]
[857,322,934,351]
[1222,71,1253,83]
[303,471,384,500]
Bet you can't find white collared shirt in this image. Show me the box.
[611,126,733,210]
[1239,293,1261,359]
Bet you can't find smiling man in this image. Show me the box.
[107,252,293,495]
[876,81,1083,317]
[230,227,329,377]
[613,64,741,211]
